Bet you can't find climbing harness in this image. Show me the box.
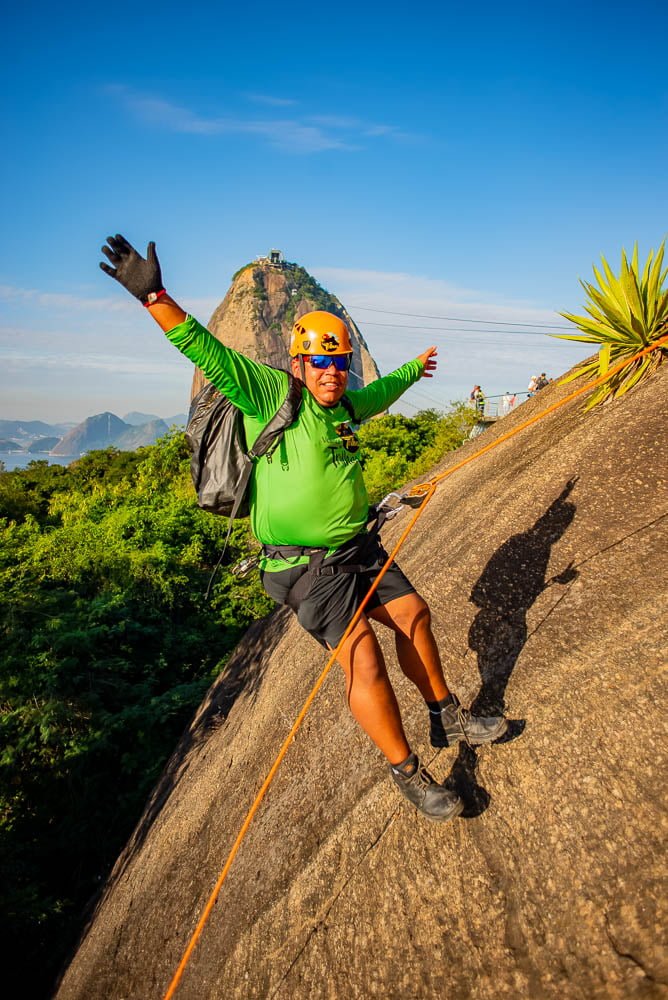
[259,494,416,613]
[163,334,668,999]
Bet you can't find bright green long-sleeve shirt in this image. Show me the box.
[166,316,423,567]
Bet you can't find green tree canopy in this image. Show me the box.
[0,406,474,995]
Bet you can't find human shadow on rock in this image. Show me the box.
[449,479,578,815]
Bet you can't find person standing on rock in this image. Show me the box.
[100,235,507,823]
[469,384,485,415]
[501,392,515,416]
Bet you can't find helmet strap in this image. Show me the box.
[299,356,306,381]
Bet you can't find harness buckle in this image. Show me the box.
[317,565,338,577]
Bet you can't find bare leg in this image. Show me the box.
[369,592,450,702]
[370,593,508,748]
[333,612,411,765]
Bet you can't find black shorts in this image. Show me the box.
[261,533,416,649]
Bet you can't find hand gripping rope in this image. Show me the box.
[163,334,668,999]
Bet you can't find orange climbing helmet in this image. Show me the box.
[289,311,353,356]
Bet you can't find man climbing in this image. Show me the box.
[100,235,507,823]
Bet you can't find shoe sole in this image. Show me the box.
[422,796,465,823]
[430,717,509,749]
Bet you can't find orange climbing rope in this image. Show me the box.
[163,335,667,999]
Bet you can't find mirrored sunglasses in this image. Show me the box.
[306,354,352,371]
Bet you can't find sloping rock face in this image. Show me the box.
[190,261,381,399]
[50,415,173,455]
[113,418,169,450]
[52,412,128,455]
[57,365,667,1000]
[0,419,56,441]
[26,436,61,453]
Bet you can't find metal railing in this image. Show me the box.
[469,391,531,419]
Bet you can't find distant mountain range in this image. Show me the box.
[3,258,381,462]
[0,412,187,456]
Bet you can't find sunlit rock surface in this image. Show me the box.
[57,363,667,1000]
[190,259,380,399]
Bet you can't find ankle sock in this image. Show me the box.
[390,751,418,777]
[427,694,456,715]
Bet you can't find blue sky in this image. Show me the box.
[1,0,666,422]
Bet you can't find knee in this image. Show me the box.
[339,629,388,686]
[393,595,432,637]
[349,657,388,688]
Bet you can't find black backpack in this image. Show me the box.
[185,373,357,593]
[185,373,305,528]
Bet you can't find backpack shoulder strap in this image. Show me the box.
[248,373,304,460]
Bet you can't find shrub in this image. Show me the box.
[556,242,668,409]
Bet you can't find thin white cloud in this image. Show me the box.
[106,86,351,150]
[105,86,220,134]
[0,284,134,313]
[0,265,592,421]
[311,266,565,325]
[244,120,354,152]
[305,118,409,139]
[307,264,591,398]
[0,286,219,335]
[307,114,361,129]
[1,350,186,378]
[363,124,396,137]
[246,93,297,107]
[105,85,415,153]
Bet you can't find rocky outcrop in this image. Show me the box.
[50,414,173,455]
[191,260,381,399]
[123,411,187,429]
[0,419,58,442]
[26,436,61,453]
[122,411,161,426]
[56,364,667,999]
[113,419,169,450]
[52,412,128,455]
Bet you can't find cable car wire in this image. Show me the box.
[347,303,571,330]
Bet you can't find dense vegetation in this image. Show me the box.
[235,259,345,330]
[356,404,476,503]
[0,404,475,996]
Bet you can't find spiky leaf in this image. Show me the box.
[555,242,667,409]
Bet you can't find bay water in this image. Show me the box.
[0,453,76,472]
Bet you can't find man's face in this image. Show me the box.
[291,354,350,407]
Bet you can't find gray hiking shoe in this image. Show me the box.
[430,693,508,748]
[389,758,464,822]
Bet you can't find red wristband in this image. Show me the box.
[143,289,167,307]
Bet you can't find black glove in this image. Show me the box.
[100,234,164,303]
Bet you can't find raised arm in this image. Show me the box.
[347,346,439,421]
[99,235,287,421]
[100,234,186,331]
[416,346,438,377]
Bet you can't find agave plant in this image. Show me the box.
[555,242,668,409]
